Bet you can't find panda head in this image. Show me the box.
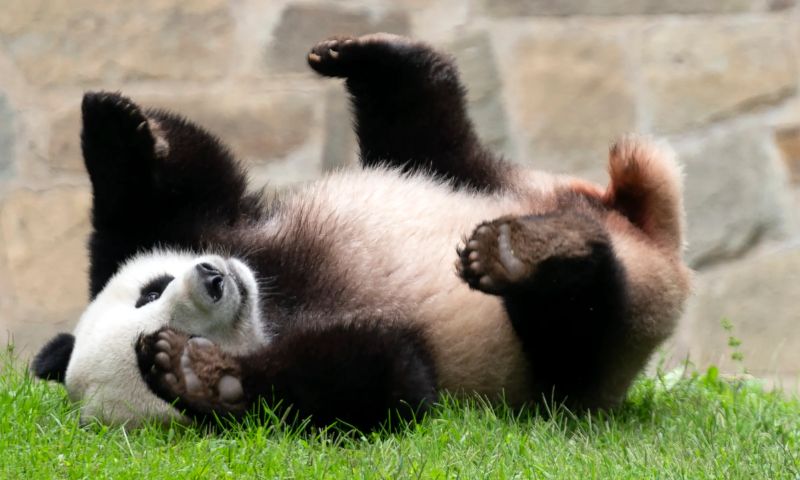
[31,249,266,427]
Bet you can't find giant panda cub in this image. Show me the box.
[32,34,690,430]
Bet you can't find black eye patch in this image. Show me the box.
[135,274,175,308]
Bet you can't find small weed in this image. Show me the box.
[721,317,746,370]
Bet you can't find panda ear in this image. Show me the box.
[31,333,75,383]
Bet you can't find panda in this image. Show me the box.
[32,33,691,430]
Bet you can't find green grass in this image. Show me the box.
[2,346,799,480]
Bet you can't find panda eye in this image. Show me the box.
[135,274,174,308]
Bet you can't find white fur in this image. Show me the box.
[65,167,562,425]
[266,167,572,403]
[65,157,683,425]
[65,251,263,426]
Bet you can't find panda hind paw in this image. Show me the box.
[307,37,356,77]
[307,33,416,78]
[457,217,531,296]
[136,328,246,417]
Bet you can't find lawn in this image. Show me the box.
[2,345,798,479]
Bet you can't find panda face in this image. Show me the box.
[60,250,265,426]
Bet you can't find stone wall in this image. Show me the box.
[1,1,798,386]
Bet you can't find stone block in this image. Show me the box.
[0,0,234,86]
[48,107,83,173]
[502,26,635,176]
[321,85,357,172]
[768,0,797,10]
[0,94,13,179]
[50,91,317,172]
[0,187,91,355]
[0,226,12,327]
[680,128,794,267]
[266,4,410,73]
[450,32,513,157]
[775,126,800,184]
[146,91,317,166]
[640,18,797,134]
[401,0,470,41]
[680,246,800,375]
[479,0,763,16]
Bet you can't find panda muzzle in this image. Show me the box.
[196,262,224,302]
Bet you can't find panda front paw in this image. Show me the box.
[81,92,158,188]
[81,92,155,157]
[136,328,247,418]
[307,33,417,78]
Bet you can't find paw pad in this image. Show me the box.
[307,33,418,78]
[307,37,357,77]
[457,218,529,295]
[138,328,246,415]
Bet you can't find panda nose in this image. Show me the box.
[196,262,224,302]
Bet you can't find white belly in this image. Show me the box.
[271,167,566,403]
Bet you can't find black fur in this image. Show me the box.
[81,93,264,298]
[456,195,631,409]
[35,34,645,428]
[137,320,437,431]
[242,320,436,430]
[308,35,510,192]
[503,228,629,409]
[79,91,440,430]
[31,333,75,383]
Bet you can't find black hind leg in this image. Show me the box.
[308,33,509,191]
[457,210,630,409]
[82,92,262,296]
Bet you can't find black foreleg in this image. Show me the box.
[81,92,263,296]
[136,320,437,431]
